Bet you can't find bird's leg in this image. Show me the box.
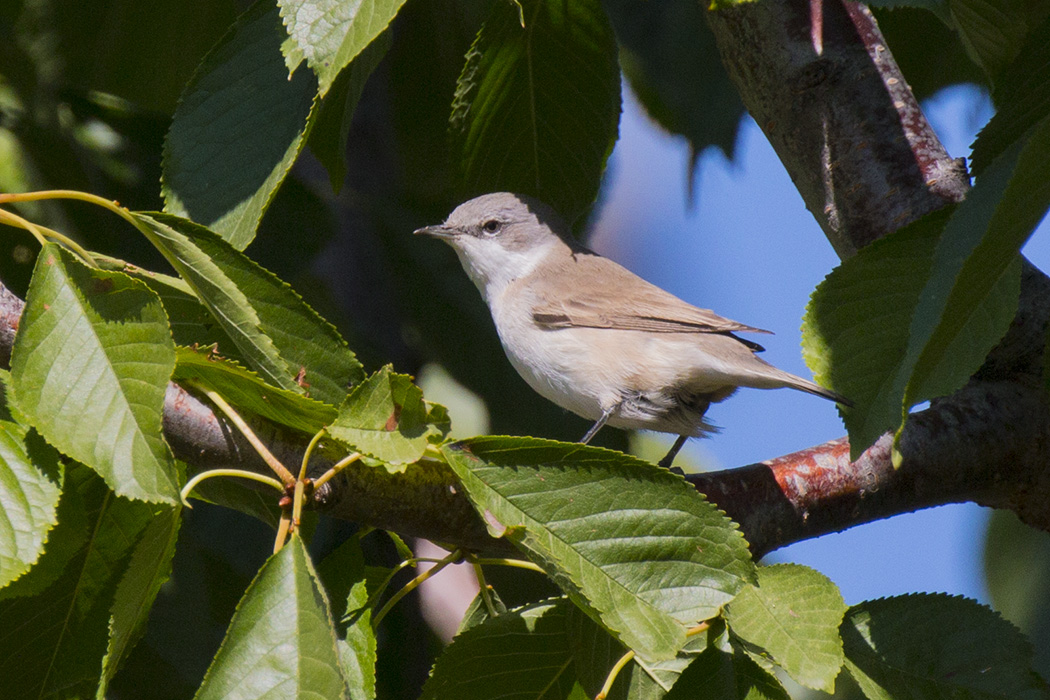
[580,405,617,444]
[657,435,689,469]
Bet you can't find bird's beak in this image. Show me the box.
[413,224,458,239]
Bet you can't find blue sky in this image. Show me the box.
[588,83,1045,605]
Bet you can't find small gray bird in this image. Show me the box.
[416,192,848,468]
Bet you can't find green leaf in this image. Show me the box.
[421,598,578,700]
[449,0,621,223]
[842,594,1046,699]
[805,114,1050,459]
[663,647,790,700]
[440,437,754,661]
[174,346,338,434]
[457,588,508,635]
[98,504,182,698]
[317,537,376,700]
[970,14,1050,176]
[195,535,348,700]
[947,0,1034,80]
[984,512,1050,679]
[604,0,744,161]
[10,244,179,503]
[308,29,393,192]
[329,366,448,467]
[133,211,364,406]
[0,465,160,698]
[278,0,406,97]
[0,404,63,590]
[96,255,243,361]
[568,602,712,700]
[803,210,948,458]
[725,564,846,692]
[162,0,319,249]
[901,115,1050,414]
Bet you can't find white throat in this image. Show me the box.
[454,237,559,306]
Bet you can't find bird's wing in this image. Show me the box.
[529,253,772,338]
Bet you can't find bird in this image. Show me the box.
[415,192,848,468]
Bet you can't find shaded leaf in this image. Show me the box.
[195,535,347,699]
[317,537,376,700]
[174,345,337,434]
[421,598,577,700]
[449,0,621,224]
[604,0,743,161]
[309,29,393,192]
[98,504,182,698]
[133,211,364,406]
[10,244,179,503]
[948,0,1033,80]
[901,115,1050,417]
[664,647,790,700]
[329,366,448,467]
[278,0,405,97]
[441,436,754,661]
[726,564,846,693]
[842,594,1046,699]
[0,465,159,698]
[162,0,319,249]
[970,13,1050,176]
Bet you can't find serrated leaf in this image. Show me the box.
[970,14,1050,176]
[457,588,508,636]
[568,601,711,700]
[449,0,621,223]
[725,564,846,693]
[842,594,1046,699]
[10,244,179,503]
[805,114,1050,459]
[174,346,337,434]
[162,0,319,249]
[133,211,363,406]
[948,0,1032,80]
[441,437,754,661]
[901,115,1050,413]
[421,598,578,700]
[317,537,376,700]
[98,504,182,698]
[0,465,159,698]
[195,535,348,700]
[329,366,448,467]
[96,255,243,361]
[309,29,392,192]
[0,401,63,590]
[803,210,947,458]
[663,647,790,700]
[278,0,405,97]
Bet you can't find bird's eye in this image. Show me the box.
[481,219,502,235]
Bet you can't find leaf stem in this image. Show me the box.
[312,451,362,489]
[372,548,462,628]
[0,208,99,267]
[299,427,327,481]
[597,648,636,699]
[471,557,546,574]
[179,468,285,507]
[185,379,296,485]
[274,513,292,553]
[471,559,499,618]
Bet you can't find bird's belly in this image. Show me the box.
[495,324,613,422]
